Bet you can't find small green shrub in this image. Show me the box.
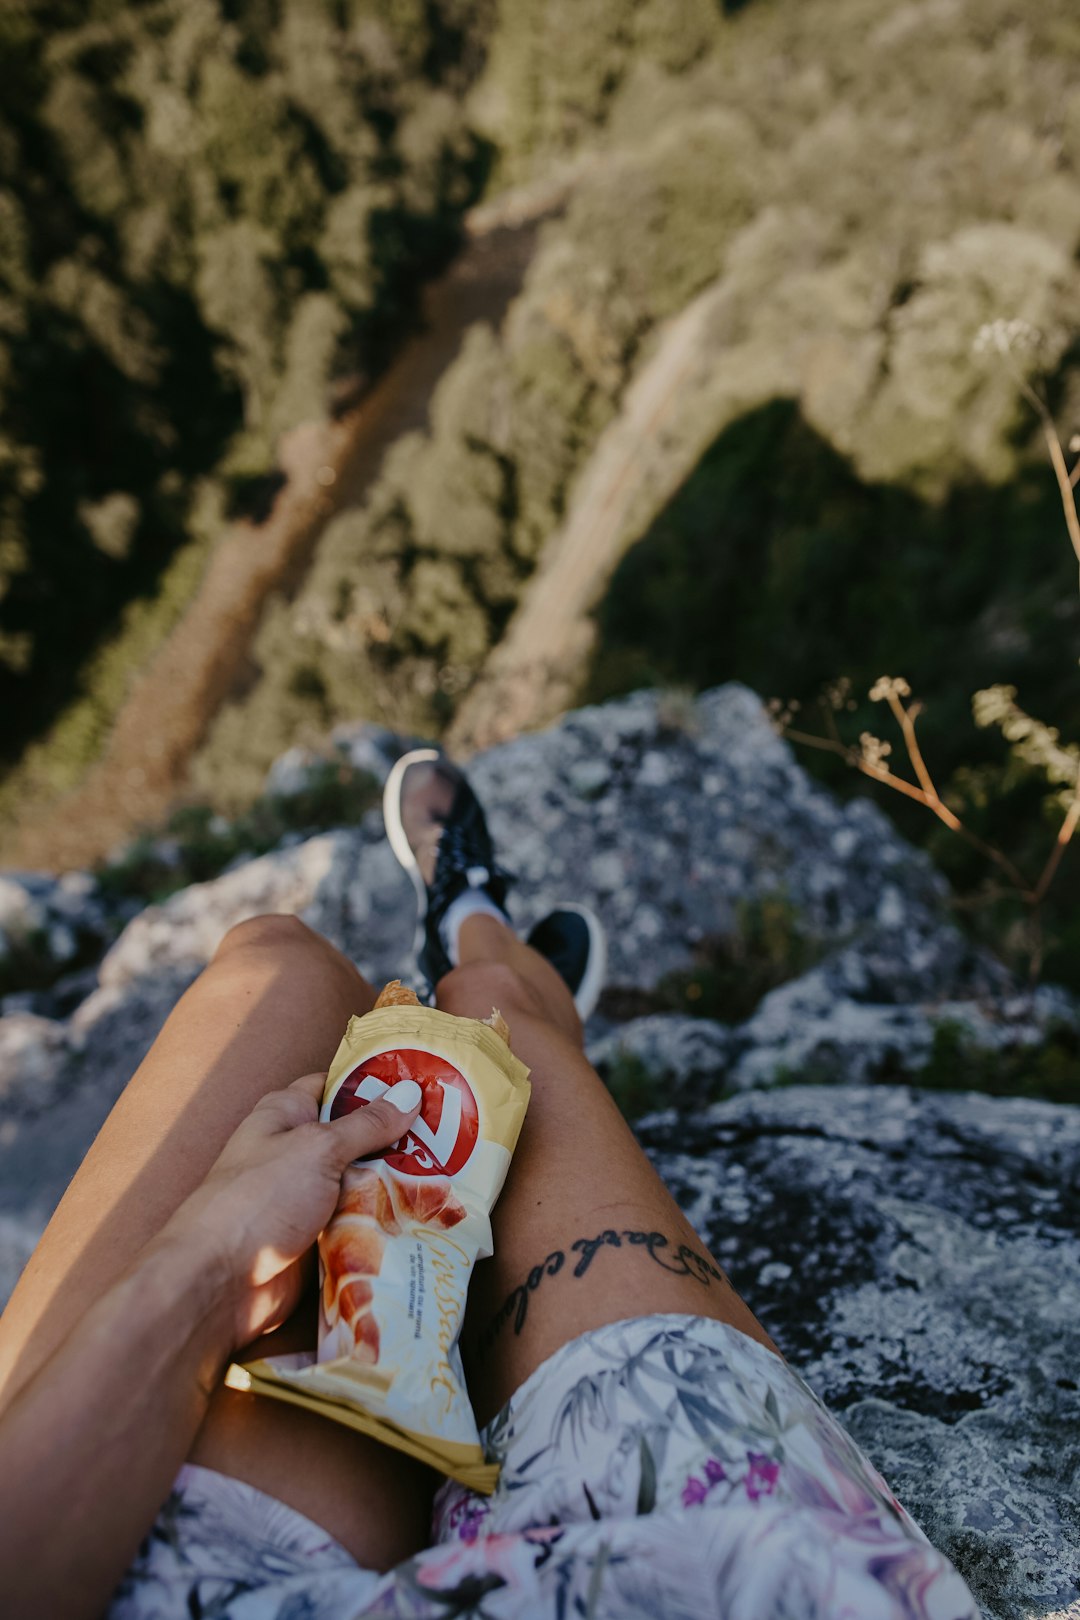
[97,760,379,905]
[601,1050,675,1121]
[596,895,821,1036]
[918,1018,1080,1106]
[0,926,54,1000]
[608,894,822,1026]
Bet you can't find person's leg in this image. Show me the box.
[439,914,778,1427]
[0,914,433,1570]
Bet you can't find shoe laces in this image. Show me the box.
[430,804,509,915]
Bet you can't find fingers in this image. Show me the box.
[325,1079,422,1170]
[289,1072,328,1102]
[251,1072,325,1132]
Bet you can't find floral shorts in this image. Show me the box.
[110,1313,979,1619]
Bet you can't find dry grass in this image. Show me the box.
[777,345,1080,981]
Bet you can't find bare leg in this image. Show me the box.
[438,915,778,1427]
[0,915,433,1570]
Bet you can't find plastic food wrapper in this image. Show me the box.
[225,982,531,1492]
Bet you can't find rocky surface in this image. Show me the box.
[0,684,1077,1616]
[0,869,116,1000]
[3,684,1061,1137]
[643,1085,1080,1620]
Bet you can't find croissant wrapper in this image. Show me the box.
[226,987,531,1492]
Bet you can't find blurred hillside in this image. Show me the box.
[4,0,1080,982]
[0,0,493,788]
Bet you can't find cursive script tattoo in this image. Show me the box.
[475,1228,729,1356]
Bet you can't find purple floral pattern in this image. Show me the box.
[681,1454,727,1506]
[114,1314,980,1620]
[745,1450,781,1500]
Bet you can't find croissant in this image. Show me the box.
[373,980,510,1046]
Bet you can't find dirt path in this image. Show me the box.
[7,222,542,871]
[6,150,741,870]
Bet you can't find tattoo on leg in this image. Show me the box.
[474,1229,729,1356]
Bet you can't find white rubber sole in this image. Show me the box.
[385,754,606,1018]
[382,747,441,958]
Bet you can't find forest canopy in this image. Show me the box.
[0,0,493,765]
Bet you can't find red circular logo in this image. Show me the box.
[329,1047,479,1177]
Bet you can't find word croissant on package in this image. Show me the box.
[226,982,531,1491]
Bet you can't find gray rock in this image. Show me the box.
[467,686,972,993]
[2,678,1073,1136]
[0,992,38,1017]
[730,930,1057,1090]
[265,725,418,799]
[567,758,610,800]
[28,686,1018,1037]
[97,832,363,991]
[263,745,321,799]
[640,1085,1080,1619]
[0,874,48,941]
[0,1011,70,1109]
[0,869,113,997]
[589,1015,734,1109]
[54,869,98,910]
[46,922,78,964]
[330,722,420,785]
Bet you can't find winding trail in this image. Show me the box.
[7,145,744,869]
[8,221,542,870]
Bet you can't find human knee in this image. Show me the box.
[435,959,544,1021]
[213,912,319,962]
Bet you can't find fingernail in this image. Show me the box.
[385,1079,422,1115]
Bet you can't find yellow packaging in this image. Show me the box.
[226,985,530,1492]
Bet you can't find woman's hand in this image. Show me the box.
[162,1072,421,1352]
[0,1072,420,1620]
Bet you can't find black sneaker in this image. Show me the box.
[526,904,607,1021]
[382,748,510,992]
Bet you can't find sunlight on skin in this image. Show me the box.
[250,1242,299,1288]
